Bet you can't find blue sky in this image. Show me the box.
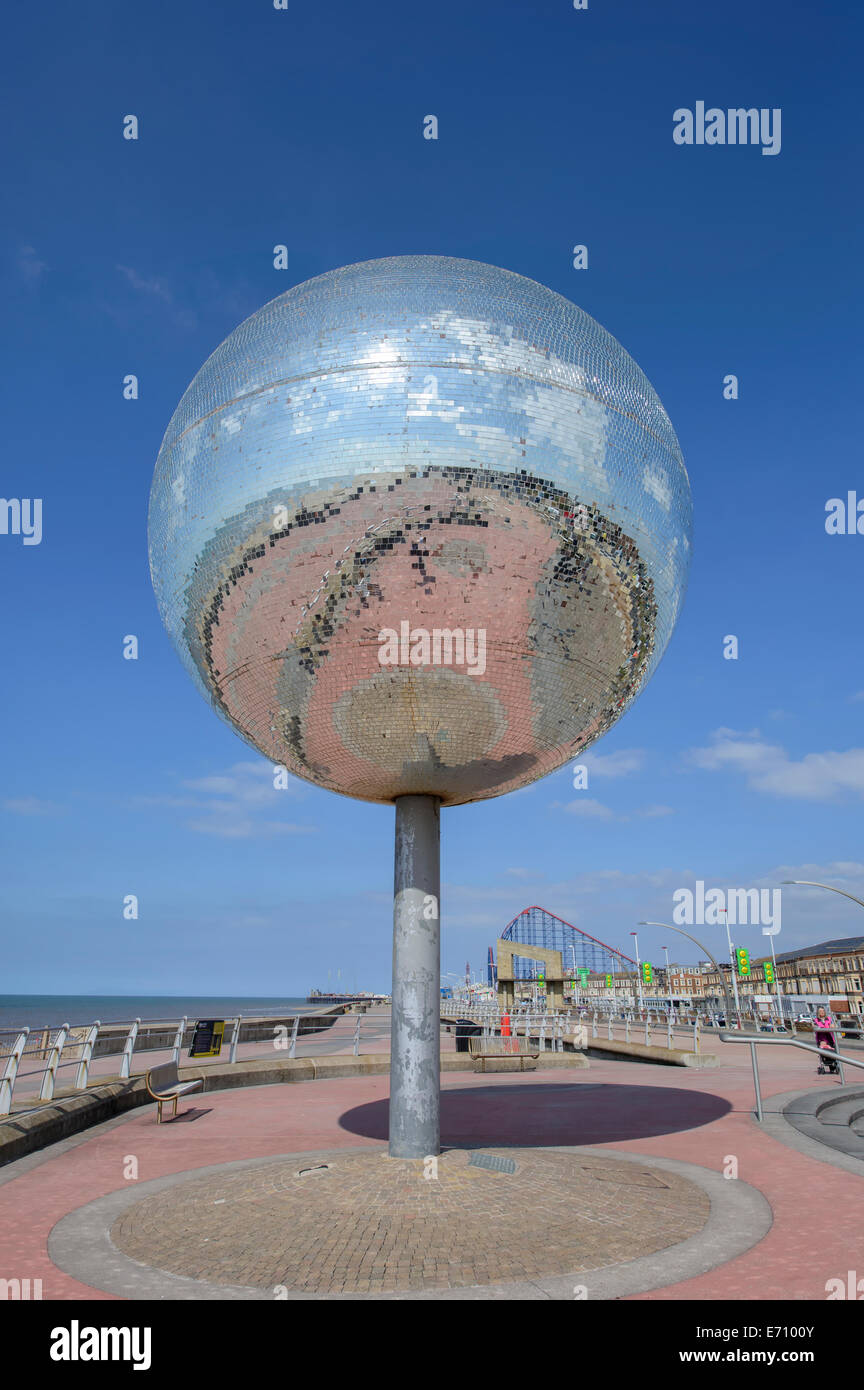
[2,0,863,994]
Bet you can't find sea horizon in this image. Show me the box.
[0,993,332,1032]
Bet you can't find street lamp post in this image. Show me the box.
[662,945,674,1014]
[638,922,737,1033]
[782,880,864,911]
[782,879,864,1027]
[630,931,643,1012]
[719,907,742,1026]
[762,928,784,1026]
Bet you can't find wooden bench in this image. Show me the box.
[468,1036,540,1073]
[145,1061,204,1123]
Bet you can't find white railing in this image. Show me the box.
[442,1002,702,1055]
[0,1007,379,1118]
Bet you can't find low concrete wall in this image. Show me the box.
[0,1058,377,1167]
[0,1049,584,1168]
[585,1038,718,1068]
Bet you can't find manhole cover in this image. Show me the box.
[468,1152,517,1175]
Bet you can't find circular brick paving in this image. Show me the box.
[109,1148,708,1294]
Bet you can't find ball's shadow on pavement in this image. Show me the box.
[339,1083,730,1146]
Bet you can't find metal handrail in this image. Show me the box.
[0,1007,359,1117]
[719,1030,864,1121]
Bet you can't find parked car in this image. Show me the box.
[838,1016,862,1039]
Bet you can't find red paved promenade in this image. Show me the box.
[2,1041,861,1301]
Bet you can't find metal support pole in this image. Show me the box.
[390,795,441,1159]
[749,1041,764,1122]
[119,1019,139,1080]
[75,1023,101,1090]
[0,1030,29,1116]
[40,1025,69,1100]
[230,1015,242,1064]
[171,1017,187,1064]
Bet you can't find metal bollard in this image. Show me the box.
[172,1017,187,1064]
[0,1030,30,1116]
[119,1019,140,1080]
[749,1041,764,1121]
[288,1016,300,1058]
[75,1023,101,1091]
[230,1015,242,1064]
[39,1025,70,1101]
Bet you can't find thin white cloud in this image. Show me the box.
[134,760,314,837]
[18,245,47,282]
[581,748,646,778]
[116,263,173,302]
[688,729,864,800]
[558,797,615,820]
[186,814,314,840]
[552,797,672,823]
[446,911,512,929]
[184,761,304,804]
[3,796,59,816]
[442,862,864,958]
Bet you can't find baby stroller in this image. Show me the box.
[815,1027,840,1075]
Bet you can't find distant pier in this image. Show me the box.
[306,991,389,1006]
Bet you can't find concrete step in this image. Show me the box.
[818,1099,864,1128]
[815,1089,864,1127]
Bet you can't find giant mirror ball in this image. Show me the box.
[149,256,692,807]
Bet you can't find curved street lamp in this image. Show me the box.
[639,921,739,1032]
[782,879,864,1022]
[630,930,643,1010]
[781,880,864,912]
